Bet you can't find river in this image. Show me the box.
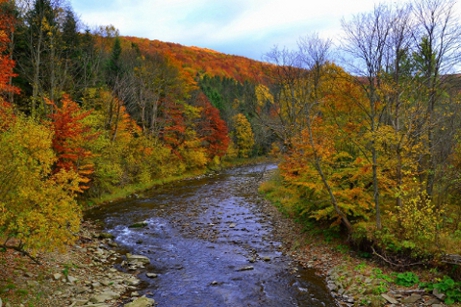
[85,163,337,307]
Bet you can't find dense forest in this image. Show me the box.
[1,0,461,269]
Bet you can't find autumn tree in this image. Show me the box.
[341,4,396,230]
[48,94,97,190]
[231,113,254,158]
[192,91,229,159]
[0,104,81,254]
[0,0,20,99]
[262,35,356,232]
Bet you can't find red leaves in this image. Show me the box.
[158,98,187,153]
[0,0,20,97]
[194,92,229,158]
[47,94,97,190]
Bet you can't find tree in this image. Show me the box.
[0,0,20,99]
[411,0,461,196]
[48,94,97,190]
[0,106,81,254]
[232,113,254,158]
[193,91,229,159]
[262,35,354,232]
[341,4,393,230]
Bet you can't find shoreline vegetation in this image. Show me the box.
[259,169,461,307]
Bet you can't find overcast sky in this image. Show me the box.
[70,0,457,61]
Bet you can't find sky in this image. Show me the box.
[69,0,456,61]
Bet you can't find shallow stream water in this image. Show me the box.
[86,164,337,307]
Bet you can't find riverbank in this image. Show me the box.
[0,221,156,307]
[256,169,460,307]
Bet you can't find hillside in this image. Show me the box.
[123,36,271,84]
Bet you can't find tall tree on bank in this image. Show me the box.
[263,35,354,232]
[341,4,393,230]
[412,0,461,197]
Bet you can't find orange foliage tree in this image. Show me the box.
[48,94,97,190]
[158,98,187,155]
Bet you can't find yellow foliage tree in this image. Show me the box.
[232,113,255,158]
[0,107,81,255]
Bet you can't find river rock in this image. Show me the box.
[126,253,150,265]
[433,288,446,300]
[124,296,156,307]
[126,277,141,286]
[381,293,398,304]
[89,290,120,303]
[327,281,337,292]
[128,221,148,228]
[402,294,422,304]
[53,273,63,280]
[146,273,157,278]
[67,275,78,283]
[100,279,112,286]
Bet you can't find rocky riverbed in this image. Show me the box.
[0,221,155,307]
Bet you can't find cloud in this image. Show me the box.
[70,0,461,60]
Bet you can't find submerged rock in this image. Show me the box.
[237,265,254,271]
[128,221,148,228]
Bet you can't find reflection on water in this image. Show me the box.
[86,164,337,307]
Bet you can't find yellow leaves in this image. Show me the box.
[388,185,442,246]
[0,115,81,253]
[232,113,254,158]
[255,84,274,106]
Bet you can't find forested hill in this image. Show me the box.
[123,36,270,83]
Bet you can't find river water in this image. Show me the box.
[86,164,337,307]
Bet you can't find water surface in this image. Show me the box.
[86,164,337,307]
